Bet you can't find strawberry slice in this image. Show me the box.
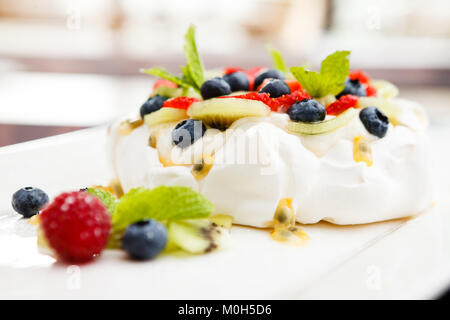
[221,89,311,112]
[163,97,200,110]
[349,70,370,84]
[153,79,178,90]
[244,66,265,91]
[365,85,377,97]
[224,67,244,75]
[326,95,359,116]
[284,79,302,92]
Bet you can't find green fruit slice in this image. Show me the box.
[151,86,201,99]
[287,108,358,135]
[168,219,228,254]
[369,80,399,99]
[187,98,270,129]
[144,108,188,127]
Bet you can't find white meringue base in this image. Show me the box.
[109,98,434,227]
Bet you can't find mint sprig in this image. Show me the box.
[112,186,213,231]
[87,187,117,215]
[183,25,205,90]
[140,67,191,89]
[141,25,205,93]
[290,50,350,98]
[266,44,288,74]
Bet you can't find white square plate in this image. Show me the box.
[1,127,449,299]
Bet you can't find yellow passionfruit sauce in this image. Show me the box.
[92,179,124,198]
[119,118,144,136]
[270,198,309,245]
[353,136,373,166]
[191,154,215,180]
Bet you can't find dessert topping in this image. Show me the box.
[359,107,389,138]
[12,187,49,218]
[326,94,359,116]
[287,99,326,122]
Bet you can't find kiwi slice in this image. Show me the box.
[369,80,399,99]
[168,219,229,254]
[288,108,357,135]
[358,97,401,125]
[144,108,188,127]
[187,98,270,130]
[151,86,201,99]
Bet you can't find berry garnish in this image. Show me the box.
[163,96,200,110]
[223,71,250,92]
[259,79,291,98]
[284,79,302,92]
[287,99,326,123]
[349,70,370,84]
[12,187,49,218]
[172,119,206,148]
[253,69,285,90]
[336,79,367,99]
[40,191,111,263]
[359,107,389,138]
[122,219,168,260]
[365,85,377,97]
[244,66,265,90]
[223,67,244,75]
[200,78,232,99]
[153,79,178,90]
[140,95,169,119]
[326,95,359,116]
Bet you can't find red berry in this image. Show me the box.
[163,97,200,110]
[349,70,370,84]
[153,79,177,90]
[326,95,359,116]
[244,67,265,91]
[224,67,244,75]
[220,89,310,112]
[365,85,377,97]
[40,192,111,263]
[284,79,302,92]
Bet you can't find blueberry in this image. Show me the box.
[258,79,291,98]
[139,95,169,119]
[122,220,168,260]
[359,107,389,138]
[336,79,366,99]
[253,69,285,89]
[200,78,232,99]
[172,119,206,148]
[287,99,326,123]
[12,187,49,218]
[223,72,249,92]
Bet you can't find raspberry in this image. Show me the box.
[163,97,200,110]
[40,192,111,263]
[153,79,177,90]
[349,70,370,84]
[223,67,244,75]
[365,85,377,97]
[326,95,359,116]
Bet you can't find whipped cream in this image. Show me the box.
[109,98,434,227]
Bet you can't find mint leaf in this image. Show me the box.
[319,50,350,95]
[183,25,205,89]
[87,187,117,215]
[112,186,213,231]
[140,67,191,89]
[266,44,288,74]
[290,50,350,98]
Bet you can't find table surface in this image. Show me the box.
[0,114,450,299]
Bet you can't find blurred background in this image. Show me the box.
[0,0,449,146]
